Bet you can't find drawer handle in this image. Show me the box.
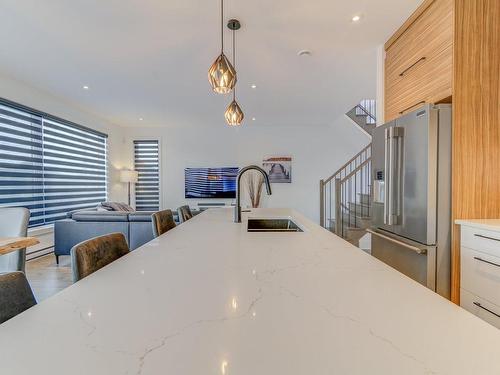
[399,57,426,77]
[473,256,500,268]
[473,302,500,318]
[399,101,426,115]
[474,233,500,242]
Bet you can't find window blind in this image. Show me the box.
[41,118,107,223]
[0,100,107,227]
[134,140,160,211]
[0,104,44,226]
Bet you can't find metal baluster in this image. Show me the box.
[348,163,352,232]
[345,167,348,236]
[341,182,344,237]
[362,153,365,215]
[329,181,332,230]
[368,155,371,217]
[322,180,326,229]
[354,156,357,229]
[348,176,351,234]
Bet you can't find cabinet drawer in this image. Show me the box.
[384,0,453,122]
[461,225,500,257]
[461,246,500,306]
[385,42,452,97]
[385,43,452,121]
[385,0,453,84]
[461,288,500,329]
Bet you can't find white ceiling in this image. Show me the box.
[0,0,421,128]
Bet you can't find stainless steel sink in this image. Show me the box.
[247,218,303,232]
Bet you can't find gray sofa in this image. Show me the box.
[54,209,179,264]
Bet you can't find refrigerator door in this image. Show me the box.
[369,228,437,291]
[372,105,438,245]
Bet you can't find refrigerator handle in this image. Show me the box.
[387,127,398,225]
[383,128,391,225]
[392,127,405,224]
[367,229,427,254]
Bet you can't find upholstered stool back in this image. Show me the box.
[177,205,193,223]
[71,232,129,282]
[152,209,176,238]
[0,271,36,324]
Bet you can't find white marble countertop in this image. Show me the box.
[456,219,500,232]
[2,208,500,374]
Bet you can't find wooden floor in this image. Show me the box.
[25,254,73,302]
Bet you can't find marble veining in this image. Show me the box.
[1,208,500,374]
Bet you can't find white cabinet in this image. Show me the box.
[461,289,500,329]
[457,221,500,328]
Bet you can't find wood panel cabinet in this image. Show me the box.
[451,0,500,304]
[384,0,453,122]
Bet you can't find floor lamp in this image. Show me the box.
[120,170,139,207]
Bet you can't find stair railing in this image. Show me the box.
[319,143,372,237]
[347,99,377,134]
[355,102,376,124]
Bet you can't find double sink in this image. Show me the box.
[247,218,303,232]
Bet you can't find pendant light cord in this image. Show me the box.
[221,0,224,52]
[232,27,236,100]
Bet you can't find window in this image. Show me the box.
[41,118,107,223]
[0,100,107,227]
[134,140,160,211]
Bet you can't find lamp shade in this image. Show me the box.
[120,170,138,183]
[208,53,237,94]
[225,100,244,126]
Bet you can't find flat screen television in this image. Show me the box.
[185,167,239,199]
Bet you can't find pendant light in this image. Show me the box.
[208,0,236,94]
[225,19,244,126]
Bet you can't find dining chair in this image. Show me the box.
[151,209,176,238]
[0,271,37,324]
[0,207,30,273]
[177,205,193,223]
[71,232,130,282]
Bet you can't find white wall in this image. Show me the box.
[0,73,129,203]
[123,118,370,223]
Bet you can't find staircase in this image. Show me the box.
[345,99,377,135]
[319,100,376,247]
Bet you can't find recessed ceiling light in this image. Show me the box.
[252,117,256,121]
[251,84,257,89]
[139,118,143,121]
[298,50,312,57]
[83,85,89,90]
[352,15,361,22]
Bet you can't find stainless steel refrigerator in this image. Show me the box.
[370,104,452,298]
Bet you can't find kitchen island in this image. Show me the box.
[1,208,500,374]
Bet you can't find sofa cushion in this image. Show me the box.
[72,211,129,222]
[66,207,98,218]
[129,221,154,249]
[128,212,154,222]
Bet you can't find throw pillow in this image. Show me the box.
[101,202,135,212]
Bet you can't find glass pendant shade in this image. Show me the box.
[225,99,244,126]
[208,53,237,94]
